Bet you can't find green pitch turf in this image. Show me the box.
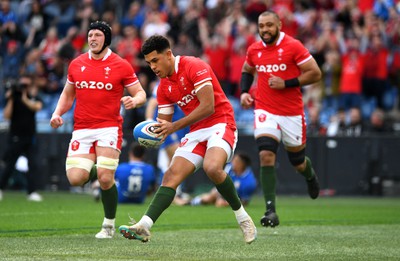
[0,191,399,261]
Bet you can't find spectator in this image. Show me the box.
[116,25,142,72]
[320,49,342,111]
[0,74,43,201]
[2,40,24,82]
[171,31,201,57]
[344,107,363,137]
[364,108,394,134]
[327,107,347,137]
[0,0,22,43]
[23,0,47,48]
[141,10,170,39]
[38,26,61,70]
[199,17,230,95]
[120,1,146,29]
[362,31,390,110]
[336,25,366,111]
[307,106,327,136]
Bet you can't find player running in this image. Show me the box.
[50,21,146,238]
[119,35,257,244]
[240,11,321,228]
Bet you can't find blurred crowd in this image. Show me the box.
[1,0,400,137]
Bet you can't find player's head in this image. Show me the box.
[258,11,282,45]
[130,142,146,159]
[88,20,112,54]
[141,35,174,78]
[231,151,251,175]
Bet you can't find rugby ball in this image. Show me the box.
[133,120,163,148]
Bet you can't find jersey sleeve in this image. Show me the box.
[293,39,312,65]
[187,59,212,92]
[121,59,139,87]
[157,81,175,115]
[66,59,77,84]
[244,44,256,67]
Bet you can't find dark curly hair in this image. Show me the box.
[141,35,171,55]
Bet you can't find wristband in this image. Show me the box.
[240,72,254,94]
[284,78,300,88]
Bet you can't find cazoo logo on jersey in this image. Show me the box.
[177,90,196,107]
[256,63,287,73]
[76,81,113,90]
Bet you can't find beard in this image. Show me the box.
[260,31,279,45]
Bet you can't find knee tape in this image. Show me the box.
[97,156,119,170]
[256,136,279,153]
[287,149,306,166]
[65,157,94,172]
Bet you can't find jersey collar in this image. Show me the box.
[174,55,181,73]
[262,32,285,48]
[88,48,112,61]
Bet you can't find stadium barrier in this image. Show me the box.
[0,132,399,196]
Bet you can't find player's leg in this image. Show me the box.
[280,114,320,199]
[286,145,320,199]
[253,110,282,228]
[94,146,120,239]
[256,135,280,228]
[65,129,97,187]
[204,137,256,244]
[119,156,195,242]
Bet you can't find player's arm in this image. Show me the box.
[240,61,256,109]
[296,58,322,86]
[155,82,214,139]
[122,82,147,109]
[50,82,76,128]
[269,58,322,89]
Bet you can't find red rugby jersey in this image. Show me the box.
[157,56,236,132]
[67,50,139,130]
[245,32,312,116]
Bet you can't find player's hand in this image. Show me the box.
[240,93,254,109]
[153,117,174,142]
[50,114,63,129]
[121,96,137,109]
[268,74,285,89]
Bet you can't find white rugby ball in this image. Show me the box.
[133,120,163,148]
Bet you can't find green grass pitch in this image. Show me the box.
[0,191,399,260]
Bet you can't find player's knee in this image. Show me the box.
[257,136,279,153]
[203,163,224,183]
[287,149,306,167]
[257,136,279,165]
[160,168,179,189]
[96,156,119,171]
[66,171,87,186]
[65,157,94,185]
[97,172,114,189]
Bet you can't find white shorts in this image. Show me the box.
[254,109,306,147]
[173,123,238,169]
[67,127,122,156]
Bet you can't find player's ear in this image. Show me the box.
[165,49,173,59]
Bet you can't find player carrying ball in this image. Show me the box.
[119,35,257,244]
